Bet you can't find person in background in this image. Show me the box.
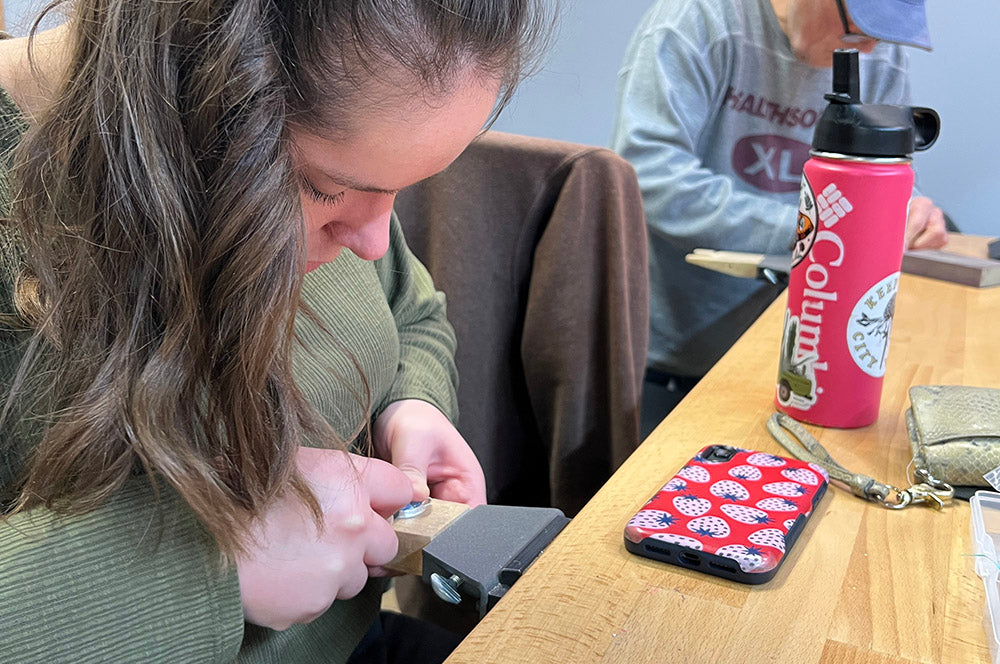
[0,1,547,662]
[610,0,948,437]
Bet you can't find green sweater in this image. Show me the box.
[0,87,459,663]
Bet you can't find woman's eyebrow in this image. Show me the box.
[319,168,399,196]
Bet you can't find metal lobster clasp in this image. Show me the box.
[904,484,947,509]
[872,482,951,510]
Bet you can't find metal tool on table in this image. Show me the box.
[387,499,570,618]
[684,249,791,286]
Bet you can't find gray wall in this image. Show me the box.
[906,0,999,237]
[5,0,997,237]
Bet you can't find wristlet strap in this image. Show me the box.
[766,413,953,510]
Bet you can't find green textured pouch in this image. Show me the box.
[906,385,1000,487]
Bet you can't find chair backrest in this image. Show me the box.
[394,131,649,516]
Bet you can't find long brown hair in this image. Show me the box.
[3,0,548,556]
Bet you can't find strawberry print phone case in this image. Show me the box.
[624,445,829,584]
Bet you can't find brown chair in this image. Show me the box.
[392,131,649,632]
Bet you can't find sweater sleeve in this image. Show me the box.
[611,25,798,255]
[372,213,459,421]
[0,479,244,664]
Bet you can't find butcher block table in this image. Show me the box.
[445,236,1000,664]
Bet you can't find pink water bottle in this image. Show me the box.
[775,49,940,428]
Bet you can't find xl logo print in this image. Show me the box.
[731,135,811,193]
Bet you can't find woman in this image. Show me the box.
[0,1,546,661]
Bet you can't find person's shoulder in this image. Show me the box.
[632,0,736,43]
[0,84,27,320]
[0,80,27,275]
[0,83,27,220]
[632,0,765,52]
[0,85,26,153]
[0,35,29,164]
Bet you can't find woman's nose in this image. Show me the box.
[341,191,396,261]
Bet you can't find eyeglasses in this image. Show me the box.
[834,0,873,44]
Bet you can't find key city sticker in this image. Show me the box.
[846,272,899,377]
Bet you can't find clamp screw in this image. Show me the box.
[430,573,463,604]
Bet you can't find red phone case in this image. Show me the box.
[624,445,828,584]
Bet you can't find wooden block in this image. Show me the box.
[385,498,469,576]
[901,250,1000,288]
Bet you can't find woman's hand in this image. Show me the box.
[236,447,413,631]
[374,399,487,508]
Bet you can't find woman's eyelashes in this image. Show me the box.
[299,176,347,207]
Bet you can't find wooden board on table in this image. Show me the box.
[901,250,1000,288]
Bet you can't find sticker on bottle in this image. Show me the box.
[846,272,900,377]
[791,176,817,268]
[776,309,819,410]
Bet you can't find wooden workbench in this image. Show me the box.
[446,255,1000,663]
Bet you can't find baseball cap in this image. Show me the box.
[844,0,932,50]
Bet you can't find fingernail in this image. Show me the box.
[402,470,429,500]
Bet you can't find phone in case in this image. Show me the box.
[624,444,828,584]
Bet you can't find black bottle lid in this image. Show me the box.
[811,50,940,158]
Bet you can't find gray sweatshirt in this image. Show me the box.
[611,0,912,377]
